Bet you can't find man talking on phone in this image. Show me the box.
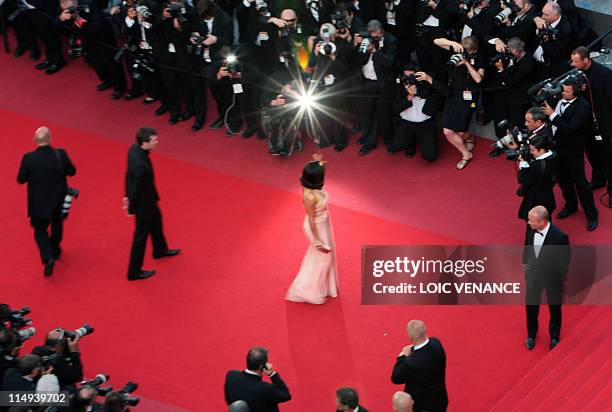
[224,347,292,412]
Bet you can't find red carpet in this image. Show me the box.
[1,45,611,411]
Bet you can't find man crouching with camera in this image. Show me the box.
[17,127,77,278]
[390,63,449,161]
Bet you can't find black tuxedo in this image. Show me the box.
[17,145,76,263]
[538,16,572,78]
[551,97,598,221]
[583,61,612,192]
[517,152,558,220]
[125,144,168,276]
[523,223,570,340]
[224,370,291,412]
[391,337,448,412]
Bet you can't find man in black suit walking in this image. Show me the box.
[124,127,180,280]
[224,347,291,412]
[17,127,76,277]
[543,81,598,231]
[391,320,448,412]
[523,205,570,351]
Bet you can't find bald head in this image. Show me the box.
[280,9,296,20]
[34,127,51,146]
[392,391,414,412]
[407,320,427,343]
[527,206,549,230]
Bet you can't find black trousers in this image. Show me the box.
[127,204,168,276]
[30,211,63,263]
[361,79,392,148]
[585,134,612,191]
[557,155,598,220]
[525,276,562,340]
[84,43,127,93]
[392,118,437,161]
[27,10,63,65]
[12,10,39,54]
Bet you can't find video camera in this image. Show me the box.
[527,69,586,105]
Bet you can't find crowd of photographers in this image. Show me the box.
[1,0,611,205]
[0,304,139,412]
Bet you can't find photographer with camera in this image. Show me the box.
[542,80,598,230]
[225,346,291,411]
[0,329,21,389]
[434,35,484,170]
[58,0,127,99]
[66,384,99,412]
[571,46,612,207]
[353,19,397,156]
[532,1,571,79]
[460,0,501,46]
[490,37,535,154]
[17,127,77,278]
[491,0,538,54]
[32,328,85,391]
[516,134,558,221]
[1,355,43,393]
[309,23,351,151]
[390,64,449,161]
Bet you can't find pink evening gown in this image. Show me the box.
[286,190,339,304]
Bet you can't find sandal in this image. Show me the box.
[466,139,475,152]
[456,153,473,170]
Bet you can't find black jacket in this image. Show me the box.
[585,61,612,137]
[523,223,570,285]
[17,146,76,220]
[1,368,36,392]
[357,30,398,85]
[498,7,538,52]
[125,144,159,216]
[32,346,83,389]
[392,77,449,119]
[517,152,558,220]
[496,53,536,105]
[540,16,572,74]
[550,97,591,159]
[391,337,448,412]
[224,370,291,412]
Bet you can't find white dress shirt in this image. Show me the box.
[533,222,550,258]
[400,96,431,123]
[550,97,576,135]
[413,338,430,351]
[519,149,553,169]
[362,55,377,80]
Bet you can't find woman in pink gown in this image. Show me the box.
[286,156,339,304]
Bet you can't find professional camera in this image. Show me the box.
[319,27,336,56]
[331,12,349,32]
[16,327,36,345]
[537,25,560,41]
[132,53,155,81]
[7,306,31,329]
[186,34,206,56]
[82,373,113,396]
[167,3,187,24]
[67,4,90,15]
[448,52,467,66]
[494,8,513,25]
[255,0,268,12]
[135,4,152,18]
[61,187,80,218]
[61,324,94,341]
[396,74,419,86]
[492,119,531,160]
[528,69,586,105]
[118,382,140,406]
[488,51,512,66]
[225,54,241,74]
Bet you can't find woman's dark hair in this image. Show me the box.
[300,161,325,189]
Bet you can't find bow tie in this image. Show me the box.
[535,231,544,236]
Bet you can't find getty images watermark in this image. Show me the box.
[361,245,612,305]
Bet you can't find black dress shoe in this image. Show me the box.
[111,90,125,100]
[181,111,193,121]
[13,47,26,58]
[35,60,51,70]
[169,116,179,125]
[142,97,157,105]
[525,337,535,350]
[153,249,181,259]
[550,339,560,350]
[208,118,224,129]
[359,145,375,156]
[128,270,156,280]
[45,64,62,75]
[96,81,114,91]
[256,130,266,140]
[587,219,598,231]
[154,106,168,116]
[489,147,504,157]
[242,126,259,139]
[557,208,577,219]
[356,138,366,145]
[192,121,204,132]
[44,259,55,277]
[124,92,143,101]
[30,51,40,61]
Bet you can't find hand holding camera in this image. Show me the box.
[262,363,276,377]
